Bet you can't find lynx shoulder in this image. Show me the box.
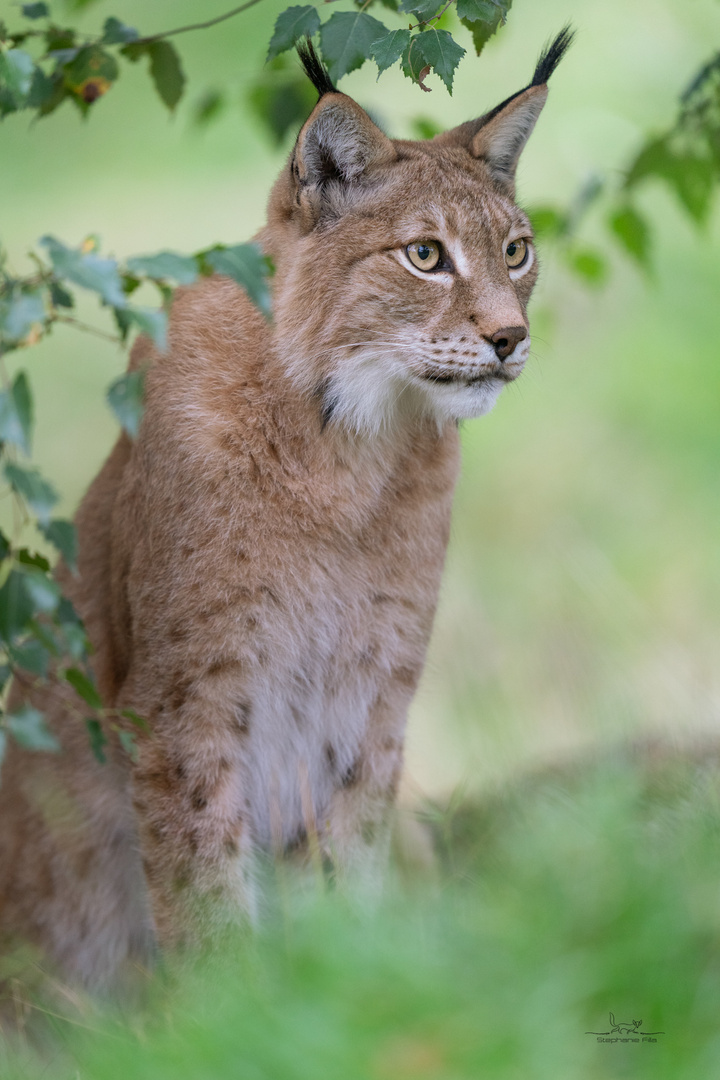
[0,31,572,990]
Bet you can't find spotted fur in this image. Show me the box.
[0,30,571,991]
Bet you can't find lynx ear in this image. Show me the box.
[289,41,396,219]
[437,26,573,190]
[469,84,548,186]
[294,93,396,191]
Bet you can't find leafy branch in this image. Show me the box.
[530,48,720,285]
[0,235,272,762]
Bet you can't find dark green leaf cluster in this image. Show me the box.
[0,235,274,364]
[530,46,720,288]
[265,0,512,95]
[0,365,95,759]
[0,229,272,766]
[0,8,185,119]
[624,53,720,224]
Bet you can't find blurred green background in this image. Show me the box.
[2,0,720,1075]
[2,0,719,802]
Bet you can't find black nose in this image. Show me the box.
[487,325,527,360]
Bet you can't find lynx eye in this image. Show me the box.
[406,241,441,272]
[505,238,529,270]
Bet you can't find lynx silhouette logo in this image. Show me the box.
[610,1013,641,1035]
[586,1013,665,1042]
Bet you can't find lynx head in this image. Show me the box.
[266,29,573,436]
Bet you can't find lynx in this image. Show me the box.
[0,31,572,990]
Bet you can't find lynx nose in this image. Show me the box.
[488,325,527,360]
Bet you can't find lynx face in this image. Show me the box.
[266,39,567,436]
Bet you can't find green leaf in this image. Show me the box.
[7,705,59,752]
[19,568,60,614]
[35,73,67,118]
[406,29,465,93]
[0,529,9,561]
[64,666,103,710]
[567,247,608,286]
[26,617,60,657]
[17,549,50,572]
[107,370,145,438]
[4,462,58,525]
[50,280,74,309]
[101,17,139,45]
[118,729,138,761]
[320,11,389,82]
[461,9,503,56]
[62,45,119,103]
[411,116,442,139]
[8,638,50,676]
[371,29,412,76]
[455,0,506,22]
[205,244,273,319]
[608,204,652,268]
[126,252,198,285]
[0,371,33,455]
[0,49,35,107]
[528,206,567,241]
[22,3,49,18]
[0,663,12,693]
[267,6,321,62]
[247,59,317,145]
[0,289,45,346]
[40,236,126,307]
[398,0,443,22]
[123,307,167,350]
[85,717,107,764]
[0,570,34,642]
[625,136,714,223]
[147,40,185,112]
[39,519,78,572]
[193,88,225,127]
[55,597,89,661]
[27,64,55,107]
[120,708,150,732]
[0,86,19,119]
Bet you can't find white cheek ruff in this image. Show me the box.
[424,377,505,421]
[306,331,530,439]
[324,347,433,437]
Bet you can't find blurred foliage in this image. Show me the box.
[5,751,720,1073]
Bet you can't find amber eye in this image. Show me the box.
[505,238,529,270]
[406,241,441,271]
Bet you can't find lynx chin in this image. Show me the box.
[0,30,572,990]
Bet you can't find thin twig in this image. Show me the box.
[50,314,122,345]
[133,0,266,45]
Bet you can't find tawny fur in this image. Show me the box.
[0,37,567,991]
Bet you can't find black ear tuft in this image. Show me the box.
[531,25,575,87]
[297,39,336,99]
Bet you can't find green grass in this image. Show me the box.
[4,748,720,1078]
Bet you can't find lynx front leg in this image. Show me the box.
[129,685,256,951]
[324,690,408,899]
